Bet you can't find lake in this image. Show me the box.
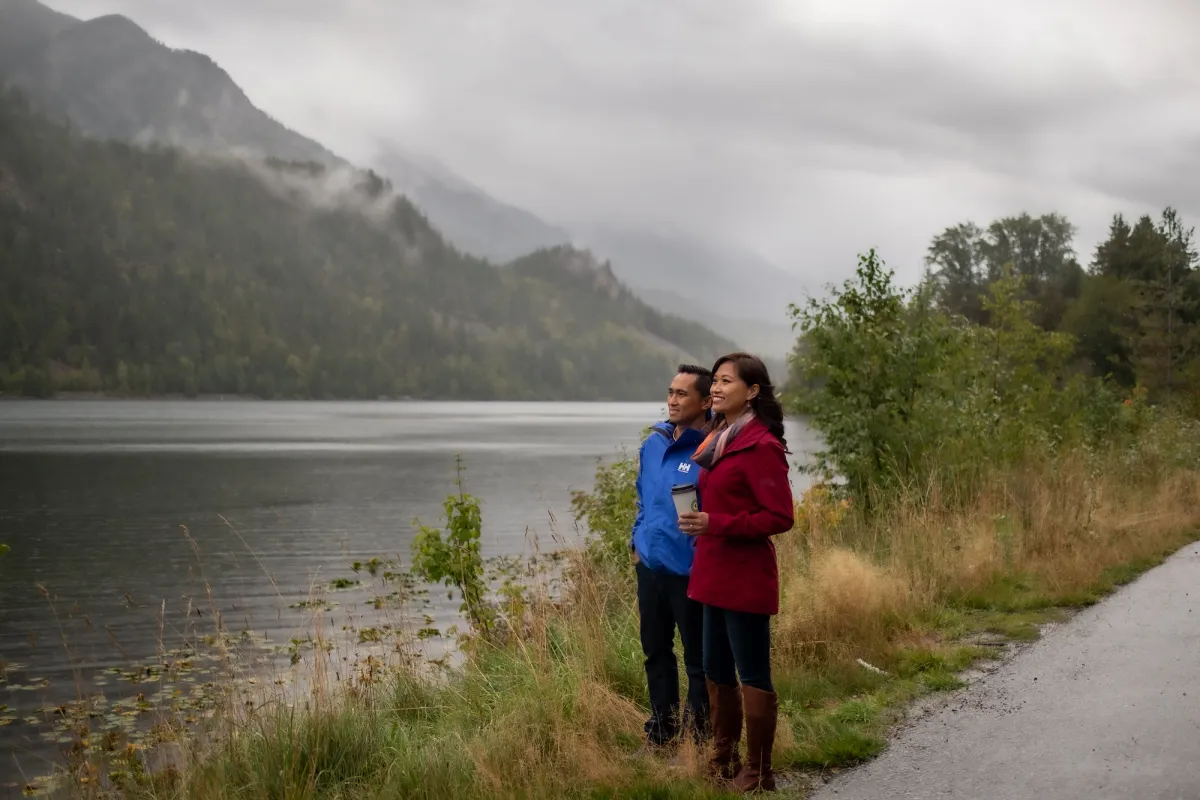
[0,401,815,787]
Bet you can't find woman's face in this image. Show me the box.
[710,361,757,416]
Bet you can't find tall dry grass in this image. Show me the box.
[83,419,1200,799]
[775,437,1200,670]
[124,553,719,800]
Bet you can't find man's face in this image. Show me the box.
[666,373,710,425]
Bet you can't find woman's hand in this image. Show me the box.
[678,511,708,536]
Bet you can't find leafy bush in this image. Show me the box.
[789,250,1131,508]
[789,249,976,502]
[570,449,639,569]
[411,457,495,636]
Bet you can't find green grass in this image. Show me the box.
[50,441,1200,800]
[770,643,978,773]
[67,535,1194,800]
[763,536,1199,782]
[1055,549,1188,606]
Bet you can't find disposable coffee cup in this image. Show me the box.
[671,484,699,517]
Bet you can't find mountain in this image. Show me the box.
[575,227,806,356]
[0,0,338,164]
[376,145,574,264]
[0,88,733,399]
[374,146,803,357]
[0,0,74,74]
[371,149,804,357]
[506,247,732,368]
[0,0,798,360]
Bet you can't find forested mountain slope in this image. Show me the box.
[0,90,732,400]
[0,0,795,357]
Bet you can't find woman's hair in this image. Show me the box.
[711,352,789,451]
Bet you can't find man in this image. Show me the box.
[631,363,713,750]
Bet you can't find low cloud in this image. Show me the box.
[46,0,1200,286]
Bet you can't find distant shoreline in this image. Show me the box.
[0,393,666,403]
[0,392,270,402]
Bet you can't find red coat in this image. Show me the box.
[686,418,795,616]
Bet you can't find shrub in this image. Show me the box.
[571,444,641,570]
[789,251,1132,508]
[411,456,495,637]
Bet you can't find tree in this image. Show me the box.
[979,266,1076,430]
[924,222,987,324]
[1091,214,1134,278]
[923,212,1083,330]
[980,212,1077,285]
[789,249,971,503]
[1061,275,1137,385]
[1129,208,1200,403]
[1079,207,1200,402]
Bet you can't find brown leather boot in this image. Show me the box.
[706,678,743,780]
[731,686,778,792]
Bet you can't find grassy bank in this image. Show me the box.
[51,252,1200,798]
[57,415,1199,800]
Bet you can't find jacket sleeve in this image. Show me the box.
[706,441,795,538]
[630,441,647,551]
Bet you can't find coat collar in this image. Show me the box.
[720,416,775,456]
[651,420,706,448]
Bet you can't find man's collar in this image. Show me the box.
[672,421,705,441]
[656,418,705,442]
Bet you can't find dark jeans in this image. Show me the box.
[703,604,773,693]
[635,561,709,745]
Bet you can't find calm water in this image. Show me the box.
[0,401,815,785]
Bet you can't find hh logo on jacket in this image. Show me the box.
[677,463,691,473]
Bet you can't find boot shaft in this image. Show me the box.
[732,686,778,792]
[705,678,743,779]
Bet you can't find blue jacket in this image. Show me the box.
[631,421,706,576]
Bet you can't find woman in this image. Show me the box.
[678,352,794,793]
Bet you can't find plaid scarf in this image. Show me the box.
[692,411,755,471]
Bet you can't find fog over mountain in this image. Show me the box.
[8,0,1200,359]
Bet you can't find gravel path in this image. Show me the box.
[811,542,1200,800]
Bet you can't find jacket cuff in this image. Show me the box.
[706,512,734,537]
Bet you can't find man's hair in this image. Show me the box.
[677,364,713,397]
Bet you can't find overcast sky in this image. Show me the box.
[45,0,1200,287]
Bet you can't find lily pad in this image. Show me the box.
[6,680,50,692]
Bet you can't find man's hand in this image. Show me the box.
[678,511,708,536]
